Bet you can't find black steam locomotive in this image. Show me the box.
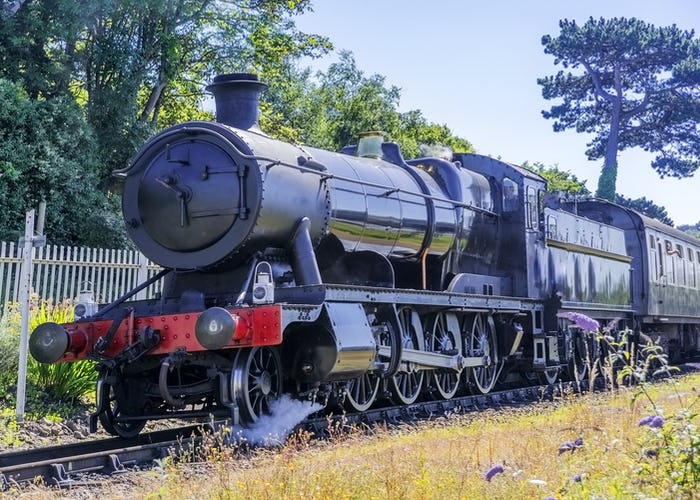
[29,74,700,437]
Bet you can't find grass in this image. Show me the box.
[16,372,692,500]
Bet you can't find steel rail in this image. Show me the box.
[0,424,204,489]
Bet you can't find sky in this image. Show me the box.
[294,1,700,226]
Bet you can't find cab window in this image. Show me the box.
[502,178,519,212]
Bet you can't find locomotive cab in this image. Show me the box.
[452,153,548,299]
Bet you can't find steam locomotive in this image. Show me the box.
[29,74,700,437]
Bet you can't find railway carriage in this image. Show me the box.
[558,200,700,362]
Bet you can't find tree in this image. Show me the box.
[0,79,128,247]
[538,17,700,200]
[0,0,330,247]
[614,194,674,226]
[521,161,590,195]
[312,51,404,151]
[0,0,331,183]
[397,110,473,158]
[677,222,700,239]
[270,51,473,156]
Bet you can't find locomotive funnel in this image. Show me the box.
[206,73,267,131]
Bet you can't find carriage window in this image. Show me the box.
[677,244,686,287]
[526,186,538,229]
[657,241,665,282]
[546,215,557,239]
[665,240,675,284]
[650,237,659,281]
[688,248,696,288]
[502,178,518,212]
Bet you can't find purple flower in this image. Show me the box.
[638,415,654,426]
[573,473,583,482]
[649,416,665,428]
[556,312,599,332]
[602,318,620,333]
[639,415,665,428]
[558,437,583,454]
[484,464,504,482]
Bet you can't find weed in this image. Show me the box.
[563,312,700,498]
[0,297,97,414]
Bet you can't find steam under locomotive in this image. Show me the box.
[29,74,700,437]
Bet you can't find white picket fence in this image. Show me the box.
[0,241,163,308]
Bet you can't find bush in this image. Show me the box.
[0,79,129,247]
[0,297,98,410]
[0,303,22,394]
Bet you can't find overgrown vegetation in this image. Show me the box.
[560,312,699,496]
[41,373,692,499]
[0,297,97,419]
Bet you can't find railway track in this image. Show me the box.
[0,424,205,489]
[0,382,562,489]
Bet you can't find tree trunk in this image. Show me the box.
[140,75,167,123]
[596,93,622,201]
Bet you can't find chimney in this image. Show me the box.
[206,73,267,131]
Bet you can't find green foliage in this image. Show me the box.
[595,163,617,202]
[0,298,97,408]
[615,194,674,226]
[564,313,699,496]
[397,110,474,158]
[677,222,700,239]
[0,305,21,393]
[29,359,97,404]
[644,406,700,492]
[0,1,331,247]
[313,51,403,150]
[539,17,700,196]
[264,51,473,157]
[0,78,129,247]
[0,0,331,182]
[521,161,590,194]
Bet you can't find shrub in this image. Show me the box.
[0,297,97,410]
[0,303,22,394]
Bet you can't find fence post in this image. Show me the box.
[16,210,34,423]
[136,252,149,300]
[16,205,47,423]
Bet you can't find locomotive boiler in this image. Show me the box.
[29,73,698,437]
[122,74,496,283]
